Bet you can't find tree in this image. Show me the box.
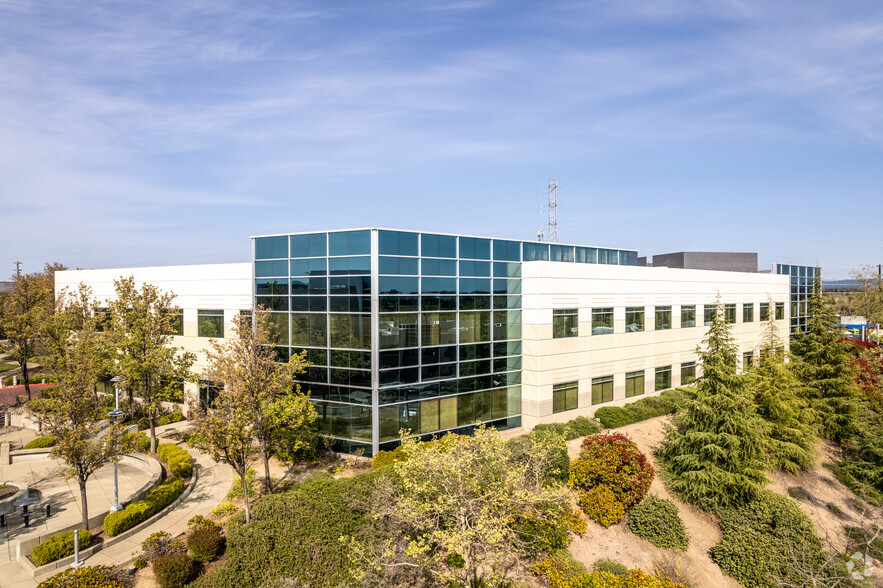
[28,284,125,529]
[748,299,816,474]
[354,427,572,587]
[108,277,195,453]
[658,299,767,510]
[851,265,883,327]
[0,263,63,399]
[791,276,861,442]
[193,310,315,522]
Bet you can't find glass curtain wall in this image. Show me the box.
[776,264,820,334]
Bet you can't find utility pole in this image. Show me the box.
[547,180,558,243]
[15,261,21,280]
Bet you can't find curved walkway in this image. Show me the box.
[1,421,234,588]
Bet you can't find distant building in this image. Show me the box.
[648,251,758,273]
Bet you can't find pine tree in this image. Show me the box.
[791,275,860,442]
[658,299,766,510]
[748,298,816,474]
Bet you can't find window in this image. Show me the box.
[743,352,753,370]
[680,362,696,384]
[680,305,696,328]
[625,371,645,398]
[655,306,672,330]
[591,308,614,335]
[704,305,717,326]
[655,366,672,391]
[759,302,770,321]
[199,380,223,410]
[198,309,224,338]
[724,304,736,324]
[775,302,785,320]
[168,309,183,336]
[743,303,754,323]
[625,307,644,332]
[553,381,578,413]
[591,376,614,405]
[553,309,578,338]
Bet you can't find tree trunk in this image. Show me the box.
[79,477,89,530]
[149,414,157,454]
[260,438,273,492]
[240,468,251,524]
[21,358,31,401]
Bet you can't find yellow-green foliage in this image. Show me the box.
[36,565,125,588]
[371,446,405,469]
[31,530,92,566]
[122,431,151,453]
[24,435,58,449]
[104,477,184,536]
[531,554,687,588]
[578,485,625,527]
[157,443,193,478]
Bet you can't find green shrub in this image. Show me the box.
[187,514,218,532]
[532,554,687,588]
[710,491,825,588]
[152,552,194,588]
[158,410,184,426]
[533,415,601,441]
[24,435,57,449]
[825,461,883,506]
[594,560,628,576]
[138,417,150,430]
[157,443,193,478]
[104,477,185,536]
[36,565,125,588]
[595,390,689,429]
[31,530,92,566]
[211,501,236,516]
[371,446,405,469]
[122,431,151,453]
[506,427,570,485]
[140,531,185,561]
[627,495,689,550]
[188,526,223,562]
[570,433,654,526]
[192,472,381,588]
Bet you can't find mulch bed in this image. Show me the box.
[0,484,20,500]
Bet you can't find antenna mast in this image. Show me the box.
[548,180,558,243]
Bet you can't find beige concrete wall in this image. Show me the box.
[55,263,252,410]
[520,262,790,429]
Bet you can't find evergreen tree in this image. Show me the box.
[790,275,860,442]
[658,299,766,510]
[748,298,816,474]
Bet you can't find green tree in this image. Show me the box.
[193,310,315,521]
[658,299,767,510]
[791,276,861,442]
[355,426,571,587]
[0,264,63,399]
[748,299,816,473]
[108,277,195,453]
[851,265,883,327]
[29,284,125,529]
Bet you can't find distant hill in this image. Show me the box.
[823,279,860,290]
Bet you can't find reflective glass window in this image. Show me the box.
[492,240,521,261]
[254,236,288,259]
[421,277,457,295]
[291,313,327,347]
[625,307,644,332]
[523,242,549,261]
[655,306,672,330]
[493,262,521,278]
[553,308,578,338]
[591,376,613,405]
[759,302,770,321]
[421,312,457,346]
[459,237,491,260]
[626,371,644,398]
[493,310,521,340]
[575,247,598,264]
[308,277,326,294]
[329,256,370,275]
[655,366,672,391]
[290,258,326,276]
[775,302,785,320]
[379,256,419,275]
[619,251,631,265]
[421,233,457,258]
[256,296,288,311]
[255,260,288,277]
[681,362,696,384]
[704,305,717,326]
[379,276,419,295]
[681,305,696,328]
[552,381,578,413]
[592,308,614,335]
[460,278,491,294]
[743,303,754,323]
[724,304,737,324]
[550,245,575,262]
[198,309,224,338]
[290,233,326,258]
[421,258,457,276]
[256,279,288,295]
[459,260,491,277]
[379,230,418,256]
[328,230,370,256]
[459,295,490,310]
[379,313,418,349]
[330,314,371,349]
[460,311,491,343]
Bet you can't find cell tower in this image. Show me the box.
[547,180,558,243]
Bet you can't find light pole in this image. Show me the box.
[108,376,124,512]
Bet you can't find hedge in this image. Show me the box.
[24,435,58,449]
[594,389,690,429]
[532,554,687,588]
[627,495,689,550]
[533,416,600,440]
[157,443,193,478]
[158,410,185,426]
[31,529,92,566]
[36,565,125,588]
[104,477,185,537]
[122,431,151,453]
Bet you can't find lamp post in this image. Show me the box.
[108,376,124,512]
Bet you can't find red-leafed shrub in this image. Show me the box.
[569,433,654,525]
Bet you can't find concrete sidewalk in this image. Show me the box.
[0,421,234,588]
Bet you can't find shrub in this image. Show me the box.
[188,514,218,532]
[24,435,57,449]
[595,390,689,429]
[710,491,824,588]
[157,443,193,478]
[506,427,570,485]
[515,503,584,554]
[152,552,194,588]
[138,417,150,430]
[371,446,405,469]
[211,501,236,516]
[36,565,125,588]
[104,477,185,536]
[532,554,688,588]
[122,431,151,453]
[570,433,654,525]
[31,529,92,566]
[825,461,883,506]
[158,410,184,426]
[594,560,628,576]
[140,531,185,561]
[533,416,601,440]
[628,495,689,550]
[188,526,223,562]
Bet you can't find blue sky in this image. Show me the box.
[1,1,881,279]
